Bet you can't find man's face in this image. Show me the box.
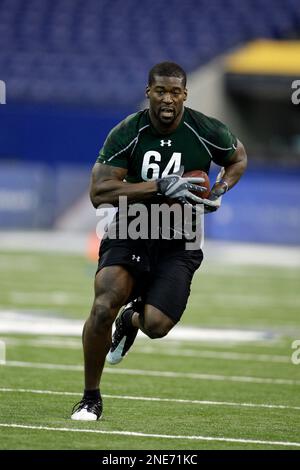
[146,75,187,126]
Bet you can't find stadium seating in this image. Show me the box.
[0,0,299,106]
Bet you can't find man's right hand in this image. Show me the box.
[157,173,207,204]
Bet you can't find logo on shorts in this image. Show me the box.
[160,139,172,147]
[132,254,141,262]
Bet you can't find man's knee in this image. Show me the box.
[144,323,170,339]
[141,305,175,339]
[90,297,116,334]
[90,266,135,334]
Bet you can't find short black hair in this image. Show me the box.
[148,62,187,87]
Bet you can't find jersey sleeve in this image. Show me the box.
[96,119,137,169]
[208,118,238,166]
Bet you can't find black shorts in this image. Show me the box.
[97,237,203,323]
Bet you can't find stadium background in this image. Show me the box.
[0,0,300,451]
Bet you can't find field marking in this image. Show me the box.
[0,423,299,448]
[9,290,300,308]
[191,292,300,308]
[0,340,5,364]
[0,256,40,271]
[2,337,83,349]
[3,360,300,386]
[1,235,300,267]
[1,337,289,363]
[0,311,270,342]
[202,266,300,279]
[1,387,300,411]
[6,289,300,309]
[133,346,290,363]
[10,291,88,306]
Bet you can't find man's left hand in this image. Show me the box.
[203,181,228,213]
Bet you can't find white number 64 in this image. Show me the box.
[141,151,181,180]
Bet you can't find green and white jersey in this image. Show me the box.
[97,107,237,181]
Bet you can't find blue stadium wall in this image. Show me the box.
[1,104,300,244]
[0,103,130,166]
[207,167,300,245]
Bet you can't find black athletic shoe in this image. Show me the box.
[106,299,142,365]
[71,397,103,421]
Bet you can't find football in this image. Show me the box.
[183,170,210,199]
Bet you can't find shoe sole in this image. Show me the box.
[106,336,126,365]
[71,412,102,421]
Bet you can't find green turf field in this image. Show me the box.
[1,250,300,450]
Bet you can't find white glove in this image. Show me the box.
[192,168,228,213]
[157,170,207,204]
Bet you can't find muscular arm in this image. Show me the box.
[218,139,247,191]
[204,139,247,211]
[90,163,158,207]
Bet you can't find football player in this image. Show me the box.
[71,62,247,420]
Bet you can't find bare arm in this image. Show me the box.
[203,139,247,212]
[216,139,247,191]
[90,163,158,208]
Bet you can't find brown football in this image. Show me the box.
[183,170,210,199]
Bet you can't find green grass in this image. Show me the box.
[0,250,300,450]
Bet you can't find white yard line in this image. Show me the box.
[4,338,291,364]
[0,387,299,411]
[10,292,88,306]
[3,360,300,385]
[0,312,272,343]
[203,241,300,268]
[0,311,270,342]
[1,233,300,267]
[133,346,290,363]
[2,337,83,349]
[5,360,82,371]
[1,337,289,363]
[0,423,299,447]
[0,231,87,254]
[191,292,300,307]
[202,266,300,279]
